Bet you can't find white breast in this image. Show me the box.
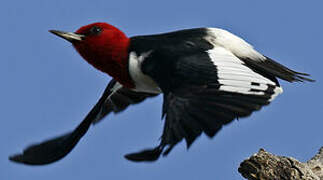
[128,51,162,94]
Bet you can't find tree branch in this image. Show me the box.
[238,147,323,180]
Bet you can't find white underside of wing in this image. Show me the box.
[207,47,283,101]
[109,81,123,99]
[92,81,124,124]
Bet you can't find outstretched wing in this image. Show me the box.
[125,28,313,162]
[92,79,158,124]
[9,79,157,165]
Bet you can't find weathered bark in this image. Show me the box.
[238,147,323,180]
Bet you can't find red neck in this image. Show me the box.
[73,25,135,88]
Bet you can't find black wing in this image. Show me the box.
[125,28,313,162]
[9,79,157,165]
[92,79,158,124]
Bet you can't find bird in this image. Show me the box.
[9,22,314,165]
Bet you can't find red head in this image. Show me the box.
[49,22,134,88]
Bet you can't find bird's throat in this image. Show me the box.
[74,39,135,89]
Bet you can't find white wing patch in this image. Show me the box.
[208,47,283,101]
[206,28,266,61]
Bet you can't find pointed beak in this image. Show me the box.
[49,30,84,43]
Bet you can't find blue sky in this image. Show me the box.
[1,0,322,179]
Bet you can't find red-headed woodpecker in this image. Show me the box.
[10,22,314,165]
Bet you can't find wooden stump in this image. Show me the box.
[238,147,323,180]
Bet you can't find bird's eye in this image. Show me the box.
[89,26,102,35]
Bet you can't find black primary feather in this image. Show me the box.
[9,79,157,165]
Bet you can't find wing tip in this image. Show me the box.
[124,146,163,162]
[293,73,315,83]
[9,154,25,164]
